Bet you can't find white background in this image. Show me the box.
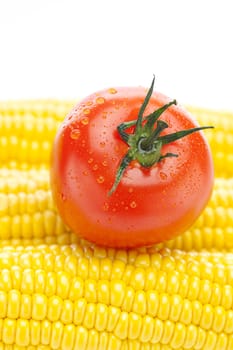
[1,0,233,110]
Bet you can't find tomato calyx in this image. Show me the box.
[109,77,214,195]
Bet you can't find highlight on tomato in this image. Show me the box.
[50,77,214,248]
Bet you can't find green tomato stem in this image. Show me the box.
[139,120,168,152]
[109,77,214,195]
[108,151,133,196]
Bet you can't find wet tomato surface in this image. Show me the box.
[51,79,214,248]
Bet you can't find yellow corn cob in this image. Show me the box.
[0,119,54,166]
[1,168,232,251]
[0,100,74,166]
[0,100,233,177]
[0,100,74,122]
[187,106,233,178]
[0,100,233,349]
[0,244,233,349]
[0,168,70,240]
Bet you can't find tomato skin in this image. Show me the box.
[50,86,214,248]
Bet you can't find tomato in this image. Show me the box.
[50,78,214,248]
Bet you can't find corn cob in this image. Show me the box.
[0,168,70,240]
[187,106,233,178]
[0,100,74,166]
[0,100,233,349]
[0,244,233,349]
[0,101,233,177]
[1,169,232,251]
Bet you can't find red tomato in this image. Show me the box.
[50,79,214,248]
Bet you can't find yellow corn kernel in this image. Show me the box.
[20,294,31,319]
[2,318,16,345]
[61,324,76,350]
[30,319,41,346]
[15,319,30,347]
[7,290,21,319]
[40,319,51,346]
[95,303,108,332]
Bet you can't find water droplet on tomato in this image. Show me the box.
[99,141,106,148]
[160,172,167,180]
[86,101,93,106]
[103,202,109,211]
[70,128,80,140]
[128,187,133,193]
[60,193,67,201]
[97,176,105,184]
[102,160,108,167]
[93,164,98,171]
[88,158,94,164]
[82,171,88,176]
[130,201,137,208]
[83,108,90,115]
[96,97,105,104]
[108,88,117,94]
[81,117,89,125]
